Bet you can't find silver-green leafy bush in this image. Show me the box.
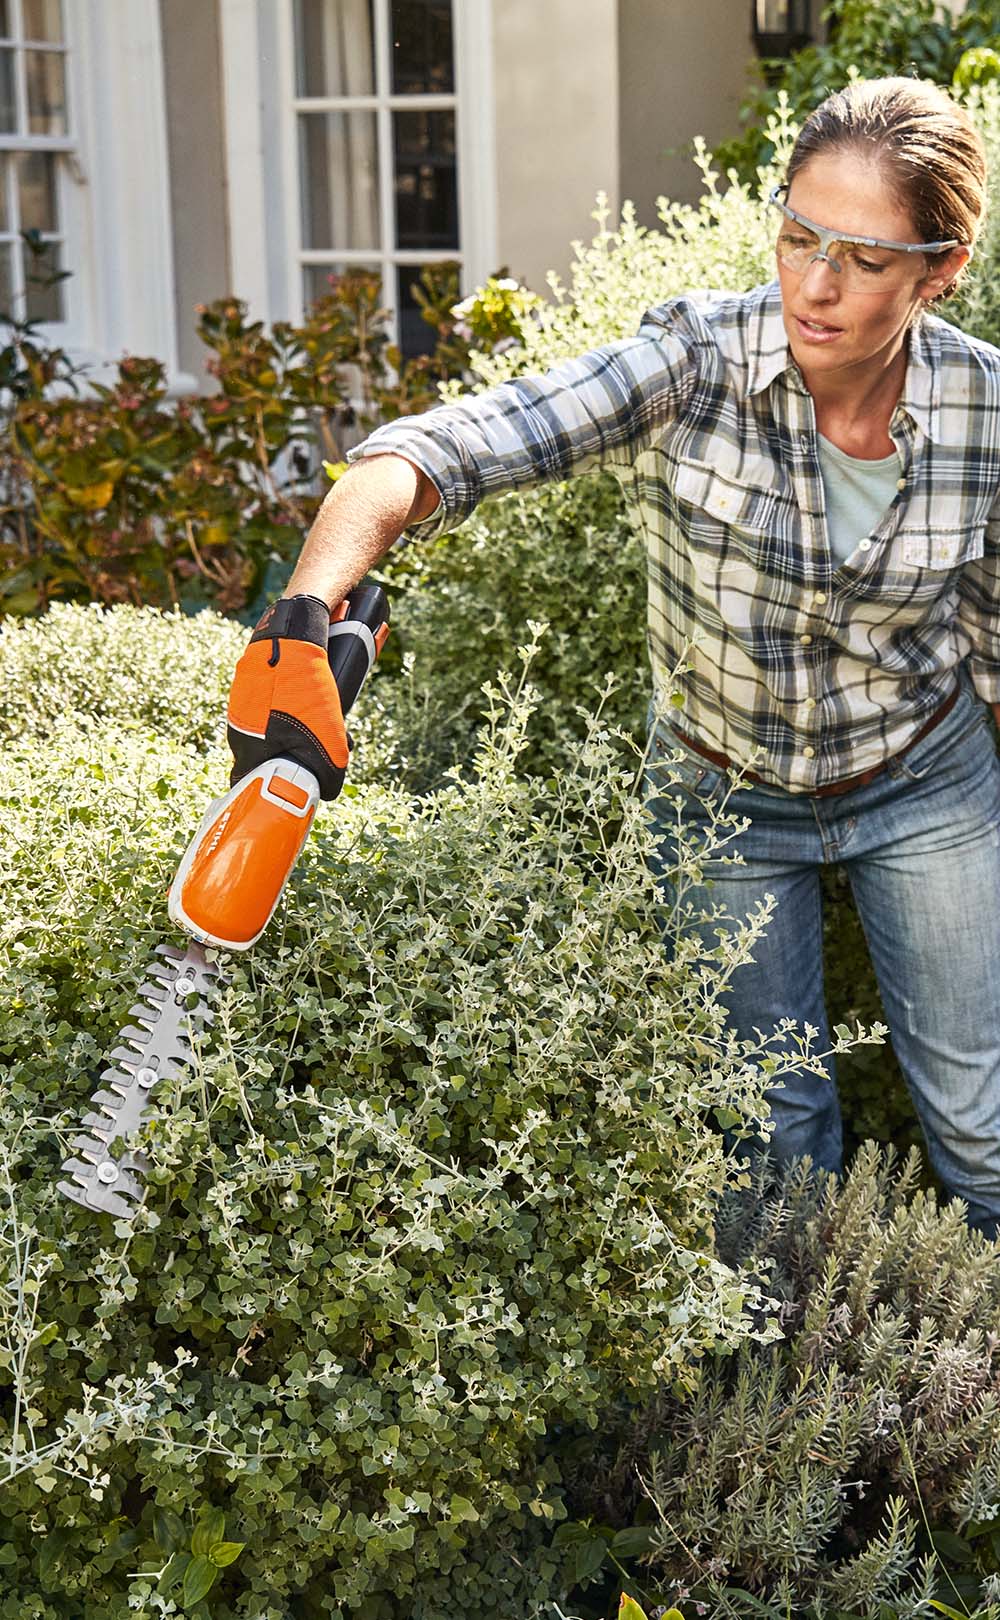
[0,601,245,749]
[570,1144,1000,1619]
[0,606,880,1617]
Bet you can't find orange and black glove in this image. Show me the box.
[226,594,349,801]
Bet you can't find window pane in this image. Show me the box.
[0,158,9,231]
[0,49,14,132]
[23,237,63,322]
[299,110,379,251]
[23,0,63,42]
[391,0,453,95]
[393,109,457,249]
[0,2,10,39]
[18,150,57,232]
[0,243,12,315]
[293,0,374,97]
[26,50,67,135]
[303,261,380,310]
[397,263,445,359]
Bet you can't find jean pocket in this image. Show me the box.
[645,724,725,804]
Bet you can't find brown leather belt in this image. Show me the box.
[671,681,961,799]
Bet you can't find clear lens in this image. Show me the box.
[775,223,919,292]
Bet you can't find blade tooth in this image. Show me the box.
[77,1108,123,1146]
[146,963,178,989]
[155,942,188,965]
[134,980,169,1004]
[117,1024,154,1049]
[68,1132,113,1164]
[79,1108,121,1139]
[89,1087,126,1111]
[128,1002,163,1026]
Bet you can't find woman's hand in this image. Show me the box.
[992,702,1000,732]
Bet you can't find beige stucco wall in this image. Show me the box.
[491,0,620,295]
[618,0,754,224]
[159,0,230,386]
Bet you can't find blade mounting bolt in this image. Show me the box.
[173,978,197,1002]
[136,1067,157,1089]
[97,1163,120,1184]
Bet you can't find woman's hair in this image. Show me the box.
[786,77,987,299]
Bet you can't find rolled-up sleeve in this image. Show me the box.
[345,313,701,541]
[957,505,1000,702]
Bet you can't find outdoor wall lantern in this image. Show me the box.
[753,0,813,56]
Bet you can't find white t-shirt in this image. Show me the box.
[818,434,902,569]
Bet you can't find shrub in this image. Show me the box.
[0,605,868,1618]
[558,1144,1000,1619]
[0,265,525,619]
[714,0,1000,183]
[0,601,244,750]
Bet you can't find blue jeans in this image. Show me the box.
[646,667,1000,1239]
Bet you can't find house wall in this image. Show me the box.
[491,0,620,294]
[158,0,230,384]
[617,0,754,226]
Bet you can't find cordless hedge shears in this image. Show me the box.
[57,581,389,1220]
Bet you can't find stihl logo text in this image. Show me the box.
[204,809,232,858]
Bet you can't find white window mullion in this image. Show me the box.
[11,0,27,140]
[453,0,496,294]
[372,0,396,350]
[293,94,457,113]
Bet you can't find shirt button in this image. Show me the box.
[897,477,906,490]
[858,539,872,552]
[800,633,813,645]
[804,697,816,709]
[812,591,827,605]
[803,746,816,759]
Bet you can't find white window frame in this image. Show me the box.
[0,0,78,334]
[8,0,194,394]
[220,0,497,338]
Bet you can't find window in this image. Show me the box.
[0,0,72,323]
[291,0,461,359]
[752,0,814,58]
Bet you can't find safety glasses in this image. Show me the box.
[768,185,968,293]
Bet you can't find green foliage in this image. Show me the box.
[374,472,646,790]
[558,1145,1000,1619]
[0,601,245,750]
[0,263,522,619]
[715,0,1000,181]
[0,606,845,1616]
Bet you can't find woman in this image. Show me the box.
[227,78,1000,1236]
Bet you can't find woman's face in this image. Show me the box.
[776,148,952,385]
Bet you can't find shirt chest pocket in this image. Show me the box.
[894,521,985,573]
[672,454,798,562]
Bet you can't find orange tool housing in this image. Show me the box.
[167,759,320,950]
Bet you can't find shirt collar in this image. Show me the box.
[745,281,946,442]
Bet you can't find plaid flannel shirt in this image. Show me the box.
[348,280,1000,791]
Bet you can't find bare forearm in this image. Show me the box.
[992,701,1000,732]
[282,454,439,610]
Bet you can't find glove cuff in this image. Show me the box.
[250,594,331,649]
